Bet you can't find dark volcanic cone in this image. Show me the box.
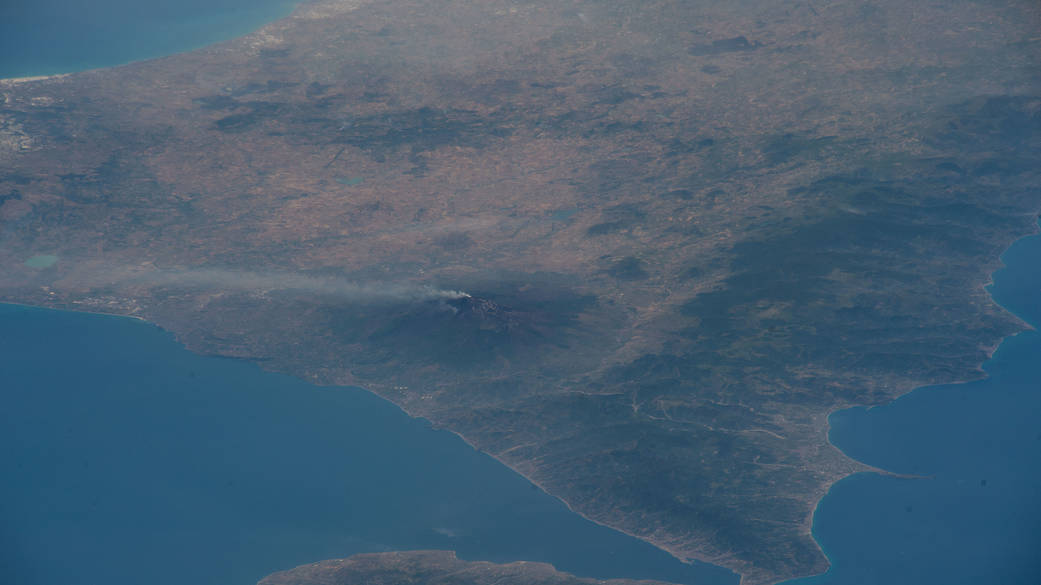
[445,295,526,332]
[355,293,558,370]
[321,280,599,373]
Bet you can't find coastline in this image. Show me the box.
[0,0,307,82]
[0,299,148,323]
[2,0,1037,582]
[0,298,732,585]
[3,213,1036,585]
[0,74,70,85]
[792,216,1041,584]
[392,403,741,580]
[41,298,739,582]
[0,297,915,585]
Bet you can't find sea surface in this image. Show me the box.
[4,3,1039,584]
[0,4,738,585]
[0,301,736,585]
[783,225,1041,585]
[0,0,297,79]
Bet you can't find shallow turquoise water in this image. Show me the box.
[0,0,297,78]
[0,302,737,585]
[784,226,1041,585]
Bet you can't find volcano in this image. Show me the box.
[445,295,525,332]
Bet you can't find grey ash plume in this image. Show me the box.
[86,265,471,304]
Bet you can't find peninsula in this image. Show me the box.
[2,0,1039,582]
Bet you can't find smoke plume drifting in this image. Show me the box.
[100,266,470,304]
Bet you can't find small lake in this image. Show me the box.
[783,225,1041,585]
[0,0,298,79]
[0,302,737,585]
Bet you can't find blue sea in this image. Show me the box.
[5,259,1036,585]
[783,225,1041,585]
[3,4,1040,585]
[0,302,737,585]
[0,5,736,585]
[0,0,297,78]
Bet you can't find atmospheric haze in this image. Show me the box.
[62,264,471,304]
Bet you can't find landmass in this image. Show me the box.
[258,550,673,585]
[1,0,1039,583]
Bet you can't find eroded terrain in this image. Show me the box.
[2,0,1040,583]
